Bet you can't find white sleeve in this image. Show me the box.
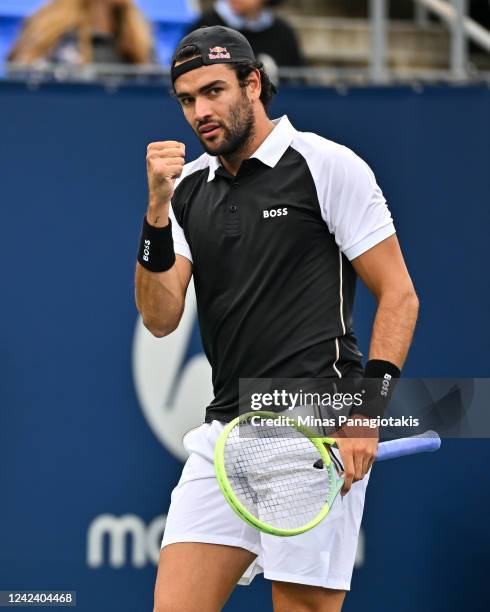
[169,203,192,263]
[166,153,212,265]
[320,145,395,260]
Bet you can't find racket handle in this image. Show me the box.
[376,430,441,462]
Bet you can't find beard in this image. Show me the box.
[197,94,255,158]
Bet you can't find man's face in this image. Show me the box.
[174,63,255,157]
[229,0,265,17]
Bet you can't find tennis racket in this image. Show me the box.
[214,410,441,537]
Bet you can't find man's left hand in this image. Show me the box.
[331,417,379,496]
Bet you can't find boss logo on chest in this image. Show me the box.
[262,207,288,219]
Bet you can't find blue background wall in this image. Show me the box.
[1,82,489,611]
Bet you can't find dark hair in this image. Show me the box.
[233,61,277,109]
[173,45,276,109]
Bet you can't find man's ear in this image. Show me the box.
[247,68,262,101]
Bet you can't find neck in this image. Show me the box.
[90,2,114,34]
[220,112,275,175]
[240,8,262,21]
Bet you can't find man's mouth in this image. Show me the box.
[198,123,222,140]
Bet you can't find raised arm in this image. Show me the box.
[135,141,192,338]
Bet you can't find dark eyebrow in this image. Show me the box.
[175,80,228,100]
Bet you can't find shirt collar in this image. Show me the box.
[207,115,295,182]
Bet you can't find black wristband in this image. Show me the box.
[137,216,176,273]
[353,359,401,419]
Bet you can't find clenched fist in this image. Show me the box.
[146,141,186,217]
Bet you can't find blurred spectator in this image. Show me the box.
[187,0,304,73]
[8,0,154,66]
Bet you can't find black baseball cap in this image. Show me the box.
[171,26,256,86]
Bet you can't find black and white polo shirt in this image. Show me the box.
[169,116,395,422]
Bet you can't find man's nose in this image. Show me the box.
[194,96,213,122]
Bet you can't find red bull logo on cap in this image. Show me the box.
[208,46,231,60]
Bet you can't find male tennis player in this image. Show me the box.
[135,26,419,612]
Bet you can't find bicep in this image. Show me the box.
[175,254,193,298]
[351,234,415,298]
[318,146,395,260]
[169,202,193,295]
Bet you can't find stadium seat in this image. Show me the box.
[0,0,197,69]
[0,0,197,19]
[0,1,44,72]
[137,0,197,23]
[0,0,45,16]
[137,0,197,66]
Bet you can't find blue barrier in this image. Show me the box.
[0,82,489,612]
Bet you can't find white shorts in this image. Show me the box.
[161,421,370,591]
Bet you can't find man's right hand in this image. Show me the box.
[146,141,186,225]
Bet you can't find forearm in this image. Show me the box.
[135,203,186,337]
[135,262,184,337]
[368,289,419,369]
[136,134,188,336]
[336,290,418,492]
